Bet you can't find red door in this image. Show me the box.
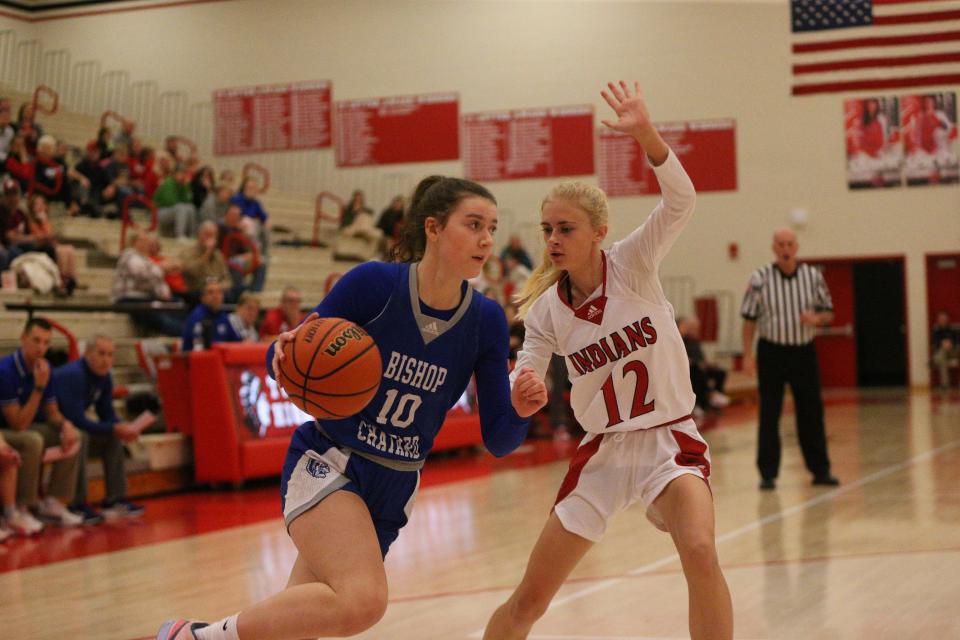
[813,261,858,387]
[926,254,960,323]
[926,253,960,386]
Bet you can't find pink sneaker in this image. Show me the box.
[156,619,209,639]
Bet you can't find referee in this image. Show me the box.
[741,228,839,490]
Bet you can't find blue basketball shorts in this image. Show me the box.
[280,422,421,557]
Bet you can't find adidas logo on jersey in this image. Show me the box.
[586,305,601,320]
[422,321,440,336]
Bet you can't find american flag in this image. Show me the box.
[791,0,960,96]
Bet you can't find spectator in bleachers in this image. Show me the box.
[182,279,241,351]
[180,220,229,300]
[154,165,197,239]
[502,254,531,302]
[213,184,233,220]
[25,194,79,294]
[94,127,112,161]
[146,235,188,301]
[218,169,236,192]
[499,233,534,273]
[13,102,43,155]
[55,334,144,524]
[155,149,175,182]
[679,316,730,416]
[340,189,371,230]
[100,144,134,216]
[124,139,147,196]
[3,133,32,192]
[230,177,269,227]
[113,119,136,150]
[138,147,159,201]
[1,179,60,270]
[0,178,25,269]
[259,285,305,340]
[931,310,959,391]
[376,195,406,258]
[54,139,91,217]
[190,165,217,223]
[112,229,182,337]
[75,141,108,217]
[0,317,83,528]
[0,97,14,162]
[228,292,261,342]
[219,201,267,293]
[163,136,187,165]
[31,135,74,213]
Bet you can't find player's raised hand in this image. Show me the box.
[272,312,319,379]
[511,367,548,418]
[601,81,652,137]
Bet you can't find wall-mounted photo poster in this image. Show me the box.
[844,96,901,189]
[901,92,959,186]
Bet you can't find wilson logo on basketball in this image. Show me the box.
[324,326,367,357]
[302,321,320,343]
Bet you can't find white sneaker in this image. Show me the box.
[8,507,45,535]
[709,392,731,409]
[37,497,83,527]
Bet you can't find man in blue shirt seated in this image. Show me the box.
[54,334,144,522]
[182,279,244,351]
[0,318,83,529]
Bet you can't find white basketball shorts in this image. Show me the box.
[553,418,711,541]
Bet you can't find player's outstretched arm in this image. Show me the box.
[601,80,669,166]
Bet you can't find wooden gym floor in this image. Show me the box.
[1,389,958,639]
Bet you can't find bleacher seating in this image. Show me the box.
[0,82,368,496]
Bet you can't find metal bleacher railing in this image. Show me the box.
[0,28,435,212]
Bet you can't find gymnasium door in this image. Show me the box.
[853,260,907,386]
[926,253,960,324]
[812,257,908,388]
[814,262,857,387]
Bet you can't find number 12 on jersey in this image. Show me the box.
[600,360,655,428]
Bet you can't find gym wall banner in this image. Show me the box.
[213,80,332,155]
[335,92,460,167]
[462,105,595,181]
[598,118,738,197]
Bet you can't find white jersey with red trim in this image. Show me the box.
[513,150,697,435]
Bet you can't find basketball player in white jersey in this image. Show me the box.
[483,82,733,640]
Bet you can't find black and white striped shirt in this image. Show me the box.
[740,263,833,346]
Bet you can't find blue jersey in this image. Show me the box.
[182,304,243,352]
[268,261,528,465]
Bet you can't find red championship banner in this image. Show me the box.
[213,80,332,155]
[598,118,737,196]
[335,92,459,167]
[462,105,594,181]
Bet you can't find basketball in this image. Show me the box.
[277,317,382,419]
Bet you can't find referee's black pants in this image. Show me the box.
[756,339,832,480]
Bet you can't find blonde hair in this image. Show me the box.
[515,181,609,318]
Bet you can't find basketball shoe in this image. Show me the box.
[8,506,45,535]
[156,619,209,639]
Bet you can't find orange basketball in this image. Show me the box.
[277,317,382,419]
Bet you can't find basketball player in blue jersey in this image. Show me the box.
[157,176,548,640]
